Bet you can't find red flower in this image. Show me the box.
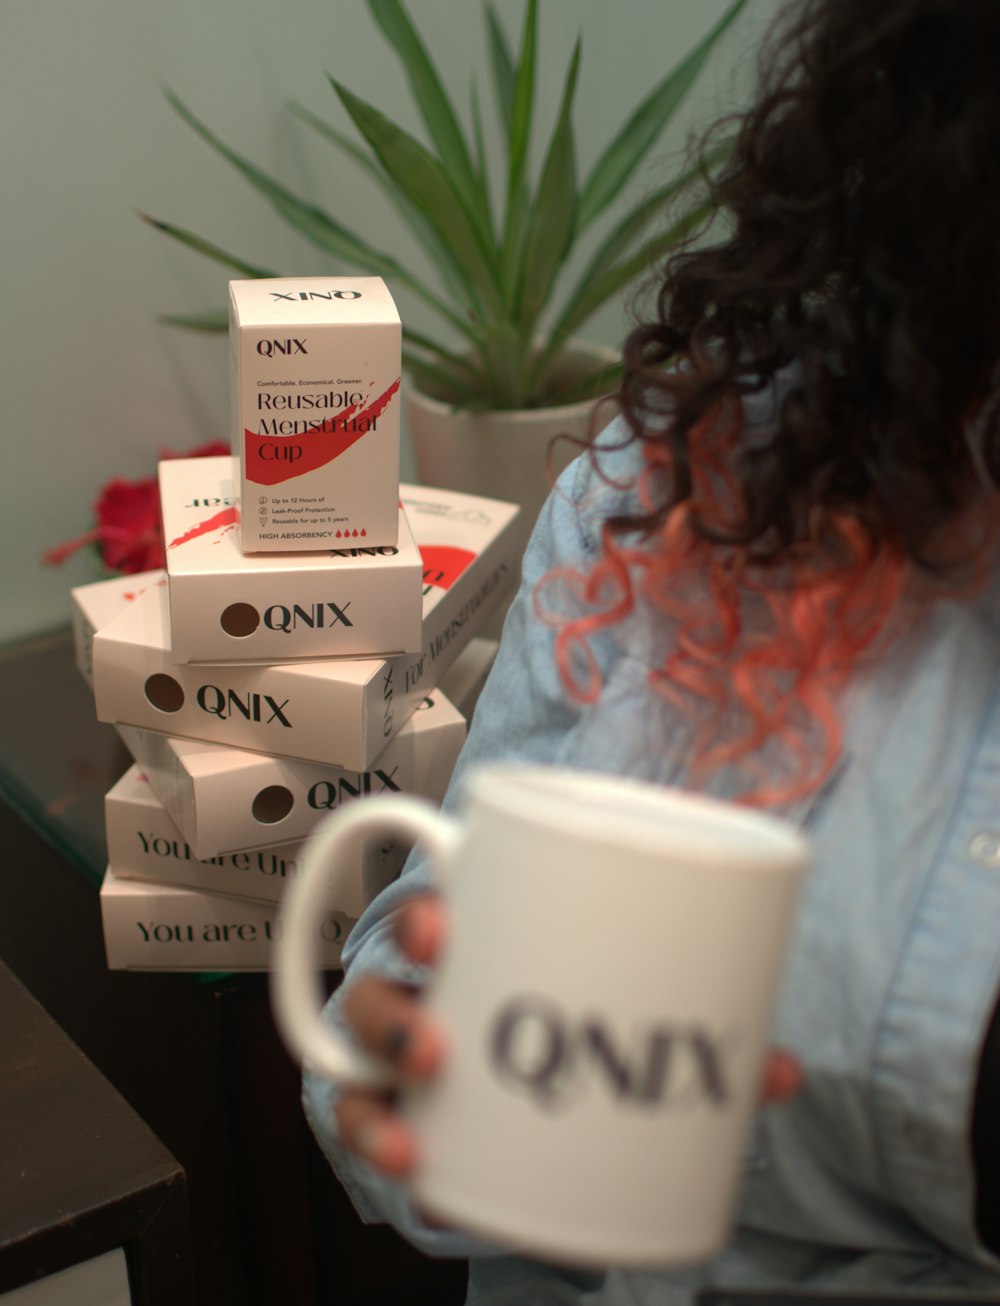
[44,441,229,575]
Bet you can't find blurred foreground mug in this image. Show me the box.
[272,764,808,1268]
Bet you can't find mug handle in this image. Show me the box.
[271,795,459,1087]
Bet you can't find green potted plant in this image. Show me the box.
[142,0,745,553]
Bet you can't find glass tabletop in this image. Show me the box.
[0,626,132,889]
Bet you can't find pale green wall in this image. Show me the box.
[2,0,784,643]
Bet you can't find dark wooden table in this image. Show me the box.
[0,958,193,1301]
[0,628,467,1306]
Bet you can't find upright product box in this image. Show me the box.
[92,484,520,769]
[116,683,467,859]
[230,276,401,552]
[100,866,353,971]
[158,456,422,663]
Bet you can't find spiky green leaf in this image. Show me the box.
[477,317,533,407]
[403,324,483,378]
[403,350,493,407]
[540,198,715,374]
[469,78,491,215]
[330,78,506,320]
[515,40,580,334]
[576,0,746,230]
[290,100,474,313]
[505,0,536,199]
[164,88,471,337]
[137,211,277,278]
[499,0,538,306]
[154,3,743,409]
[159,310,229,332]
[562,145,723,301]
[365,0,490,234]
[485,3,516,141]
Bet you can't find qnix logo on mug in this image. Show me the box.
[489,994,737,1111]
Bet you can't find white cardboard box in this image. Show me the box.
[105,765,409,910]
[92,484,519,769]
[159,455,422,663]
[116,682,466,859]
[71,570,166,687]
[106,766,303,903]
[100,866,354,971]
[230,275,401,552]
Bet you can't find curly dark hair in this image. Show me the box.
[615,0,1000,568]
[542,0,1000,803]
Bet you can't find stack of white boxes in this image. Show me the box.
[70,276,520,972]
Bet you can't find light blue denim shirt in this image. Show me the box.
[304,415,1000,1304]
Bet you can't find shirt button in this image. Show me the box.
[969,831,1000,868]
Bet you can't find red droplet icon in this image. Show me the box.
[335,530,342,538]
[360,529,367,537]
[352,529,359,537]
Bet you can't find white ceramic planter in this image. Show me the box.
[404,343,619,574]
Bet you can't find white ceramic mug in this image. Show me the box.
[272,763,808,1268]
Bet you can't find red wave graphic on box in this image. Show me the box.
[122,577,168,601]
[245,378,401,486]
[168,507,240,550]
[420,544,476,590]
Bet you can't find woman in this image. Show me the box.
[304,0,1000,1299]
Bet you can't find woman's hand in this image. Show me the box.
[335,894,448,1178]
[334,892,803,1180]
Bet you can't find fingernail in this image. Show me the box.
[382,1022,410,1064]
